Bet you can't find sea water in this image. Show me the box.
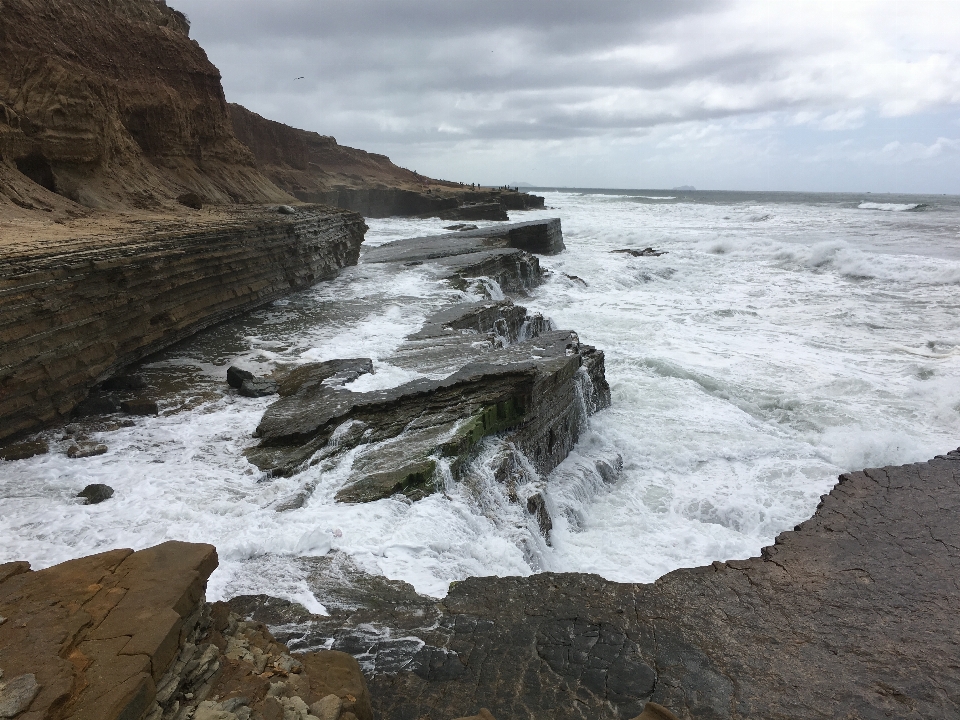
[2,190,959,605]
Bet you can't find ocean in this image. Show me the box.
[3,190,959,610]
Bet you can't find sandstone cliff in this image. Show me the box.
[0,0,543,220]
[0,0,291,215]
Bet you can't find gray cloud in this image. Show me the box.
[174,0,960,190]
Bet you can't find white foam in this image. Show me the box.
[3,193,960,603]
[858,201,922,211]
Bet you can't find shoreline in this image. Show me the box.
[0,204,366,442]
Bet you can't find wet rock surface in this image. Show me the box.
[0,440,48,461]
[77,483,115,504]
[231,451,960,720]
[245,218,609,499]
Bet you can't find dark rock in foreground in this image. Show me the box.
[234,451,960,720]
[77,483,114,504]
[239,378,279,398]
[0,439,48,461]
[227,365,256,389]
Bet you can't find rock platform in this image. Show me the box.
[246,219,610,514]
[0,205,365,442]
[233,451,960,720]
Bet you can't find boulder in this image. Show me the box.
[279,359,374,397]
[227,365,255,389]
[176,193,203,210]
[0,673,41,718]
[77,483,114,504]
[239,378,279,398]
[67,443,108,459]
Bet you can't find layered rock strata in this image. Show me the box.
[231,450,960,719]
[0,0,290,214]
[0,541,374,720]
[0,205,366,442]
[245,218,609,507]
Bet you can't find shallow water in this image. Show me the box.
[2,191,959,605]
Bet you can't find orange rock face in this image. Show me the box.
[0,541,217,719]
[0,0,289,213]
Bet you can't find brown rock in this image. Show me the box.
[120,399,159,416]
[177,193,204,210]
[0,440,48,461]
[632,702,679,720]
[0,542,217,720]
[67,443,108,459]
[299,651,373,720]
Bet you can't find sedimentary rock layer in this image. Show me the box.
[0,541,374,720]
[236,450,960,720]
[0,205,366,442]
[0,0,291,214]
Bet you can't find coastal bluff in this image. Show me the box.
[0,205,366,442]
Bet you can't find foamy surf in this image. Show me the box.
[858,201,924,211]
[2,190,959,606]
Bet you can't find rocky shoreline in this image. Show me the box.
[0,205,366,443]
[3,210,957,719]
[230,449,960,719]
[4,450,957,719]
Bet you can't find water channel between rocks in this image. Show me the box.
[2,190,960,611]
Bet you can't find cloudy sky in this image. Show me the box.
[175,0,960,192]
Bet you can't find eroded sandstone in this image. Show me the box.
[0,205,366,442]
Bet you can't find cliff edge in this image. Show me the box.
[0,0,291,216]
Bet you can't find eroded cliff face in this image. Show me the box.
[0,0,290,213]
[228,104,544,218]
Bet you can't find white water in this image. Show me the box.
[3,191,960,601]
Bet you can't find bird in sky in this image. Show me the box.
[295,76,304,80]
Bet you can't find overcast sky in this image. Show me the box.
[174,0,960,192]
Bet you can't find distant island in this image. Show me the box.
[672,185,696,191]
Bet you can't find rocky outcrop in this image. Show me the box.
[0,541,375,720]
[232,451,960,720]
[0,0,291,214]
[0,205,366,442]
[245,218,608,504]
